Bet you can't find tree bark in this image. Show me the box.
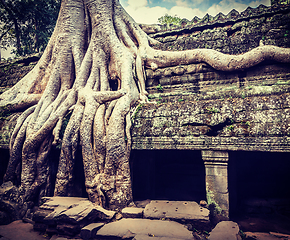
[1,0,290,210]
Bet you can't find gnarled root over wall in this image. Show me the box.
[1,0,290,210]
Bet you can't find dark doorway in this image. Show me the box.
[48,147,88,198]
[130,149,206,202]
[0,148,9,185]
[229,151,290,234]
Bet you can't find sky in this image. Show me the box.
[120,0,271,24]
[1,0,271,59]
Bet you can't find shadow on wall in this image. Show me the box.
[0,149,9,185]
[130,149,206,202]
[0,147,88,198]
[51,148,88,198]
[229,151,290,218]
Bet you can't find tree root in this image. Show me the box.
[1,0,290,211]
[144,45,290,72]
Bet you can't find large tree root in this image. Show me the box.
[1,0,290,210]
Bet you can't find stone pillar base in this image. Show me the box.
[202,150,229,219]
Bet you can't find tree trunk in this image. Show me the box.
[1,0,290,210]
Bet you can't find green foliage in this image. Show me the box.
[239,230,246,239]
[205,107,219,113]
[61,111,72,136]
[158,13,182,26]
[280,0,290,4]
[0,104,12,120]
[0,111,11,121]
[156,84,163,92]
[0,0,61,56]
[132,103,143,120]
[56,111,72,149]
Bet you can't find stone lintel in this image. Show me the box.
[132,136,290,152]
[201,150,229,166]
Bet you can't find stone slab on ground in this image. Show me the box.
[144,200,209,221]
[270,232,290,239]
[49,235,80,240]
[33,197,116,236]
[0,182,26,224]
[96,218,194,239]
[135,200,151,208]
[34,197,115,225]
[0,220,48,240]
[50,237,70,240]
[80,222,105,240]
[133,235,192,240]
[208,221,241,240]
[56,223,81,236]
[122,207,144,218]
[245,232,290,240]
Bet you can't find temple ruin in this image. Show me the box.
[0,0,290,236]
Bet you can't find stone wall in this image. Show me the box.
[142,3,290,54]
[130,3,290,153]
[0,53,40,94]
[133,3,290,217]
[132,62,290,152]
[1,2,290,218]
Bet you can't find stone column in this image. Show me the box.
[201,150,229,218]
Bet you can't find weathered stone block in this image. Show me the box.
[39,197,115,225]
[159,77,171,85]
[80,223,104,240]
[202,150,229,218]
[144,200,209,222]
[209,221,241,240]
[56,223,81,236]
[33,222,48,232]
[96,218,194,239]
[0,182,27,223]
[33,197,115,236]
[121,207,144,218]
[32,209,54,223]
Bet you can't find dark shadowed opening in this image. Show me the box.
[109,79,119,91]
[73,148,88,198]
[0,148,9,185]
[130,149,206,202]
[229,151,290,233]
[46,147,88,198]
